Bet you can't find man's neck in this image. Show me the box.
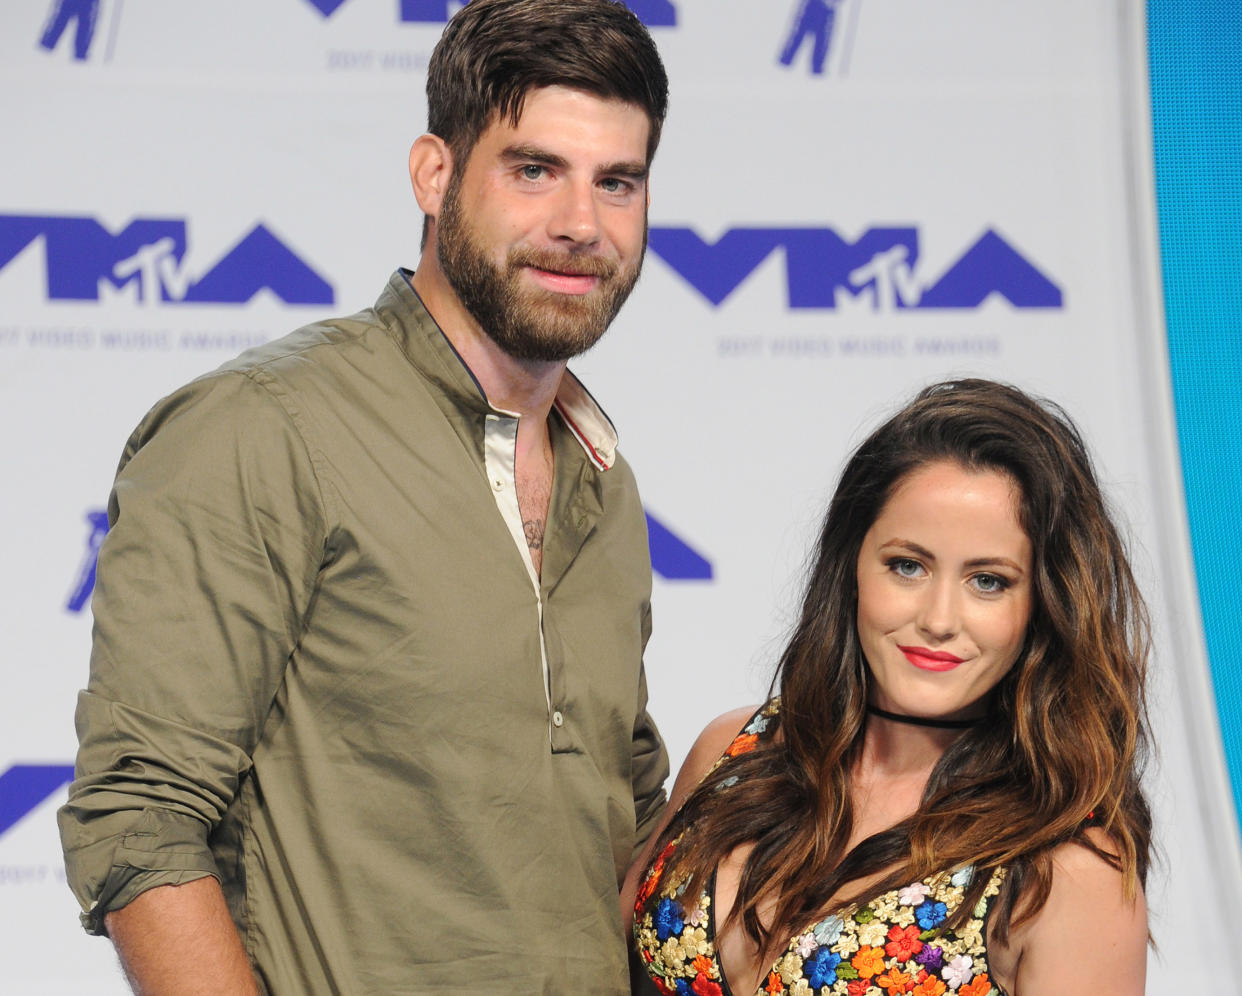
[412,260,565,422]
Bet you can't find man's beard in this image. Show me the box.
[435,176,644,363]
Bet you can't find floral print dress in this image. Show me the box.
[633,702,1009,996]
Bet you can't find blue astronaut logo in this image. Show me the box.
[648,226,1063,311]
[37,0,115,62]
[0,215,334,306]
[307,0,678,27]
[779,0,860,77]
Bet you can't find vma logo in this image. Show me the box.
[65,506,709,619]
[648,226,1063,311]
[0,765,75,838]
[779,0,861,77]
[0,215,334,307]
[306,1,678,27]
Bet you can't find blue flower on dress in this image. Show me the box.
[715,775,740,791]
[655,897,685,940]
[805,946,841,987]
[744,714,771,734]
[915,944,944,970]
[950,866,975,888]
[915,899,948,929]
[812,915,844,945]
[675,981,694,996]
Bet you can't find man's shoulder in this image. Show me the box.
[213,305,391,384]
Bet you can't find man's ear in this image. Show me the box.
[409,134,453,218]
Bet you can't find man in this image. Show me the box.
[58,1,670,991]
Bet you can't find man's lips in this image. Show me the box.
[524,266,601,295]
[898,645,965,672]
[512,249,615,295]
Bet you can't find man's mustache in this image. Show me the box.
[508,247,618,280]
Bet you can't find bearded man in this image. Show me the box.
[58,2,670,991]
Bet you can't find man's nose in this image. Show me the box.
[548,179,601,245]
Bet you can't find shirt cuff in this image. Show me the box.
[60,807,221,936]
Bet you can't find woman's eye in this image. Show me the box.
[973,573,1009,593]
[889,558,922,578]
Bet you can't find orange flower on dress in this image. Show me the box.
[636,840,676,911]
[765,970,785,993]
[725,732,759,756]
[884,924,923,961]
[851,944,886,978]
[877,967,916,994]
[692,955,714,976]
[958,974,993,996]
[912,976,947,996]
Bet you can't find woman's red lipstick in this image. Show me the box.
[898,645,965,672]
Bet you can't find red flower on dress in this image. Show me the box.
[691,972,723,996]
[885,924,924,961]
[847,982,874,996]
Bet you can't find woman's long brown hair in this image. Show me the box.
[651,379,1152,956]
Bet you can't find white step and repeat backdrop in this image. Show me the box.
[3,1,1239,991]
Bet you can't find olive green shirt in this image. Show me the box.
[59,270,669,994]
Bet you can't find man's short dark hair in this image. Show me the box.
[426,0,670,166]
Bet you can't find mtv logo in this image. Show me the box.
[0,215,334,307]
[647,226,1063,311]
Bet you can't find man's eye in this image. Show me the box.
[600,177,629,193]
[521,165,545,180]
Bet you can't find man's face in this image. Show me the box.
[435,85,651,363]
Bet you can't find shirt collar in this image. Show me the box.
[378,269,619,471]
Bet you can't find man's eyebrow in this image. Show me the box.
[600,160,650,180]
[501,145,569,169]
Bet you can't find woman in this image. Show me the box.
[626,379,1151,996]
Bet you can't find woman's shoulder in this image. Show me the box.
[998,828,1147,993]
[671,704,768,801]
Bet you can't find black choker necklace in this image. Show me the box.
[866,705,983,730]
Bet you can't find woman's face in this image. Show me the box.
[855,460,1034,722]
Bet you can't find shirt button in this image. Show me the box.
[552,710,564,728]
[491,478,504,491]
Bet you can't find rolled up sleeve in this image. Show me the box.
[629,603,668,860]
[57,368,328,934]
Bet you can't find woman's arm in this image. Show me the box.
[619,705,760,928]
[1007,827,1147,995]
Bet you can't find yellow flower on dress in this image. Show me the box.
[856,920,889,947]
[779,952,806,985]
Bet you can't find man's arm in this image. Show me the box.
[58,370,328,978]
[629,603,669,860]
[105,877,259,995]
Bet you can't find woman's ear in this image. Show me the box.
[408,134,453,218]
